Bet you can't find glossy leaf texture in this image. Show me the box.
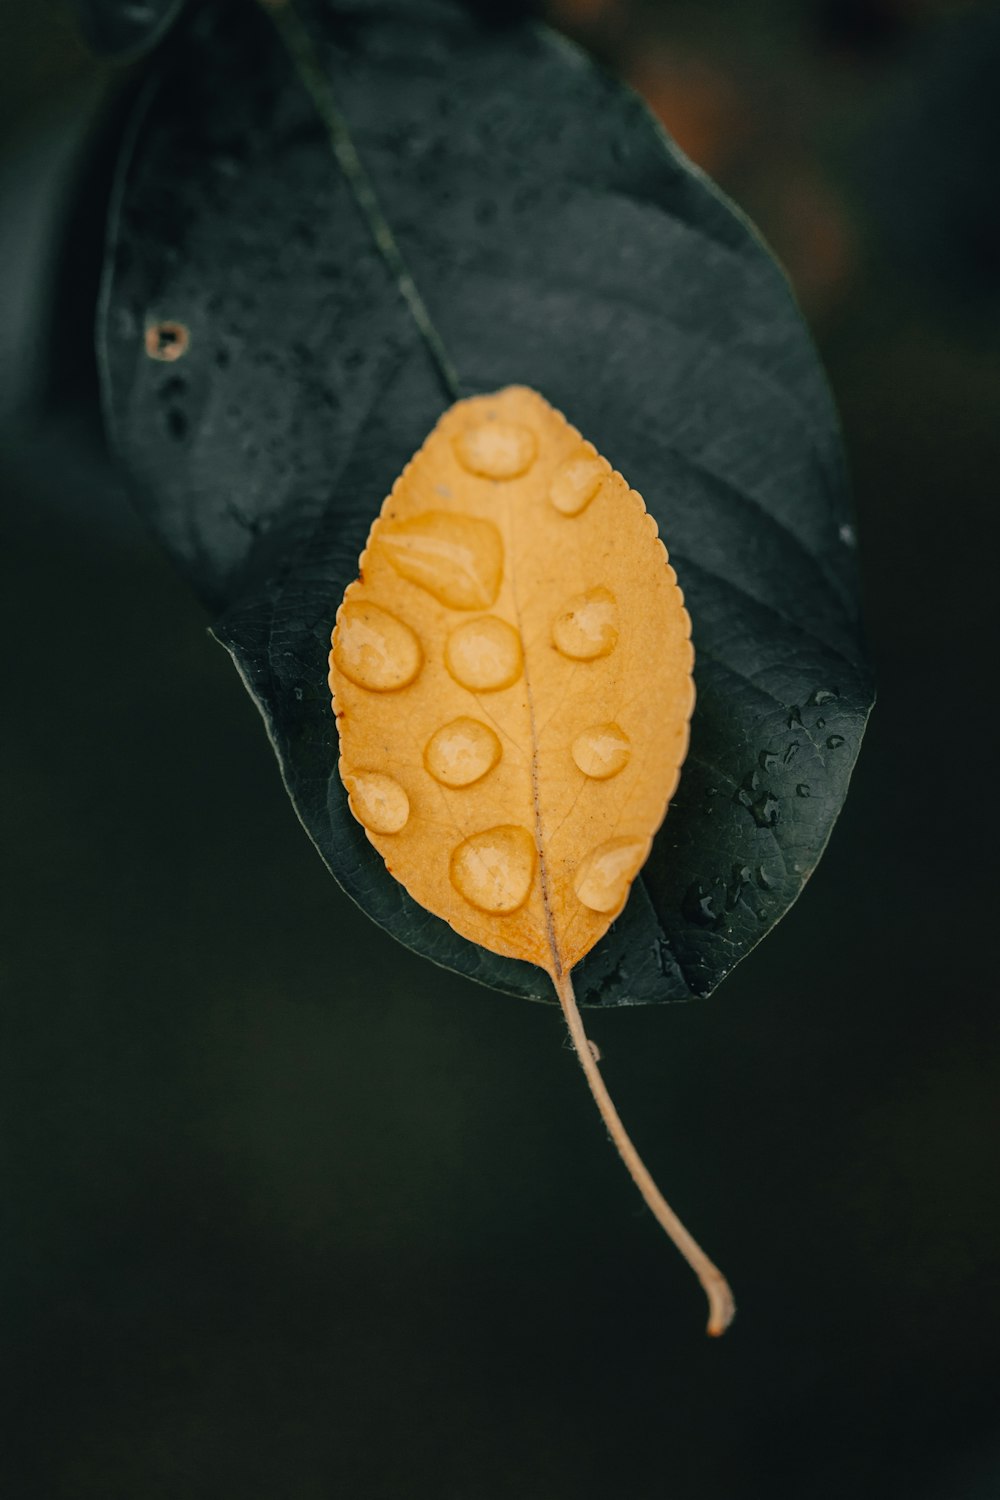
[69,0,187,59]
[98,0,874,1006]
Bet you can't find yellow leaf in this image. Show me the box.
[329,386,734,1335]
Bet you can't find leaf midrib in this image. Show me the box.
[505,480,561,985]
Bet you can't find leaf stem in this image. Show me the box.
[553,968,736,1337]
[261,0,462,402]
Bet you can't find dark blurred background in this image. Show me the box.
[2,1,998,1496]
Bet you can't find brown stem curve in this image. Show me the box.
[553,968,735,1337]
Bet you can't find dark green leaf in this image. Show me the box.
[70,0,187,59]
[97,0,873,1005]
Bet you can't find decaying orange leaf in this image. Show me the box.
[328,386,734,1335]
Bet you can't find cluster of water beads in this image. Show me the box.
[330,417,643,918]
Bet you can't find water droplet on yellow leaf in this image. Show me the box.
[445,615,523,692]
[552,585,619,661]
[345,771,410,834]
[377,510,503,610]
[332,601,422,691]
[450,825,536,914]
[549,450,606,516]
[425,717,502,788]
[574,835,651,913]
[572,722,631,780]
[454,419,537,479]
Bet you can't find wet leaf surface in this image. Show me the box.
[328,386,696,984]
[99,0,873,1004]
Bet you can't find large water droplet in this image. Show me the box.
[333,602,422,691]
[345,771,410,833]
[424,717,501,787]
[445,616,523,691]
[377,511,503,610]
[450,825,536,913]
[572,722,631,779]
[549,452,605,516]
[552,587,619,660]
[574,836,651,913]
[454,421,537,479]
